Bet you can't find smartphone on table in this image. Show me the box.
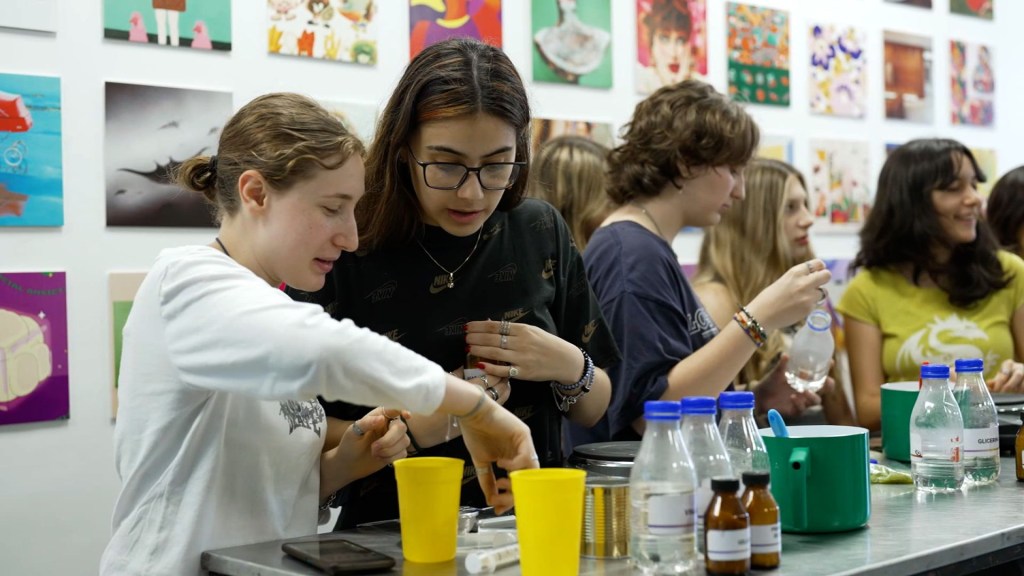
[281,539,395,574]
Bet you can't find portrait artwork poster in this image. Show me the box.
[409,0,502,60]
[950,40,994,127]
[809,24,867,118]
[727,2,790,107]
[109,272,147,419]
[0,272,69,427]
[0,72,63,227]
[105,82,232,228]
[103,0,232,51]
[635,0,707,95]
[268,0,377,65]
[808,139,872,231]
[531,0,612,88]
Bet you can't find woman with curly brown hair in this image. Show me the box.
[573,80,832,445]
[987,166,1024,258]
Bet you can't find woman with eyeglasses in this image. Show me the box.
[289,38,618,528]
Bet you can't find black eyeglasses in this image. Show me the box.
[406,146,526,191]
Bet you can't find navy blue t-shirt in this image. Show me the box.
[571,221,719,445]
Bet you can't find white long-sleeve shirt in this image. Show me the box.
[100,246,446,575]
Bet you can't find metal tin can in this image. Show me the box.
[580,476,630,559]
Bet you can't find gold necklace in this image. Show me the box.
[631,202,666,239]
[417,227,483,289]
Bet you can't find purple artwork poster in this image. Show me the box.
[0,272,69,426]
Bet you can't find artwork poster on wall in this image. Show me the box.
[105,82,232,228]
[809,24,866,118]
[531,0,611,88]
[268,0,377,65]
[0,272,69,427]
[109,272,147,418]
[950,0,993,20]
[883,31,933,124]
[0,73,63,227]
[409,0,502,59]
[103,0,231,51]
[318,99,378,146]
[531,118,615,153]
[757,135,793,164]
[971,147,997,199]
[951,40,994,127]
[635,0,707,94]
[809,139,872,231]
[883,0,932,8]
[0,0,58,33]
[727,2,790,107]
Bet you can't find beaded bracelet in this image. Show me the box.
[552,349,595,412]
[734,306,767,348]
[554,349,594,392]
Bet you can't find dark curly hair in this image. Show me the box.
[607,79,758,204]
[852,138,1010,308]
[987,166,1024,255]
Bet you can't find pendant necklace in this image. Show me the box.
[417,227,483,289]
[631,202,666,240]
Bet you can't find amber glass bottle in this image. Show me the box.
[1015,412,1024,482]
[741,471,780,569]
[705,477,750,575]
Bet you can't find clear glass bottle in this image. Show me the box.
[680,396,733,554]
[630,401,698,575]
[741,471,780,570]
[953,358,1000,485]
[910,364,965,492]
[705,477,750,576]
[784,309,835,393]
[718,391,769,492]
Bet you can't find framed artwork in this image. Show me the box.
[883,31,933,124]
[950,0,993,20]
[0,272,69,427]
[883,0,932,7]
[758,135,793,163]
[727,3,790,107]
[267,0,377,65]
[103,0,232,51]
[0,0,57,33]
[809,24,866,118]
[532,0,611,87]
[635,0,707,94]
[0,73,63,227]
[951,40,994,127]
[109,272,147,418]
[531,118,615,153]
[409,0,502,59]
[105,82,232,228]
[809,139,872,231]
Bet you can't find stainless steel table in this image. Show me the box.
[203,457,1024,576]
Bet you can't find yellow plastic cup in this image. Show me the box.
[394,457,463,563]
[510,468,587,576]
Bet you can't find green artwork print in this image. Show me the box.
[950,0,993,20]
[103,0,232,51]
[112,300,133,391]
[531,0,612,88]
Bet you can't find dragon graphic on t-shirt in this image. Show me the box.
[895,314,1001,375]
[279,399,325,436]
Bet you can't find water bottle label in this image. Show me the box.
[695,481,713,523]
[751,523,781,553]
[910,432,961,462]
[646,493,695,536]
[964,426,1000,458]
[706,528,751,561]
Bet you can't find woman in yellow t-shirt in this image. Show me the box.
[838,138,1024,431]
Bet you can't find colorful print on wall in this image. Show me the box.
[635,0,707,94]
[531,118,615,153]
[0,0,58,33]
[532,0,611,87]
[0,272,68,426]
[809,24,866,118]
[0,73,63,227]
[883,0,932,8]
[409,0,502,59]
[105,82,232,228]
[883,31,933,124]
[971,147,997,199]
[951,40,994,127]
[109,272,147,418]
[267,1,377,65]
[103,0,231,51]
[809,139,871,230]
[950,0,992,20]
[727,3,790,107]
[319,100,378,146]
[757,135,793,163]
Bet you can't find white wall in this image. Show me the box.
[2,1,1022,574]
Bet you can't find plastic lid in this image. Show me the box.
[681,396,717,415]
[644,400,681,420]
[711,477,740,492]
[718,391,755,410]
[920,364,950,379]
[806,309,832,331]
[741,470,771,486]
[954,358,984,373]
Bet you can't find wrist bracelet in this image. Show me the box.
[554,349,594,392]
[455,387,488,419]
[734,306,767,348]
[551,349,595,412]
[319,490,338,512]
[400,415,422,455]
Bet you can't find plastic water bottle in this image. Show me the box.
[718,392,770,492]
[630,401,699,575]
[680,397,733,553]
[785,309,835,393]
[953,358,1000,485]
[910,364,965,492]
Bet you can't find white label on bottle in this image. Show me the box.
[706,528,751,561]
[751,523,781,554]
[696,480,713,523]
[910,432,961,462]
[647,493,695,536]
[964,426,1000,458]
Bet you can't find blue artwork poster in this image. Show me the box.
[0,73,63,227]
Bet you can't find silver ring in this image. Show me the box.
[485,386,499,401]
[500,334,508,349]
[499,320,511,336]
[508,365,520,378]
[479,374,489,386]
[352,422,366,437]
[806,261,815,274]
[817,286,828,304]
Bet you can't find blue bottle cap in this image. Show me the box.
[954,358,984,373]
[680,397,717,415]
[920,364,950,379]
[718,391,755,410]
[644,400,682,420]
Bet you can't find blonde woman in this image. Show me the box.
[529,135,612,250]
[693,158,855,424]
